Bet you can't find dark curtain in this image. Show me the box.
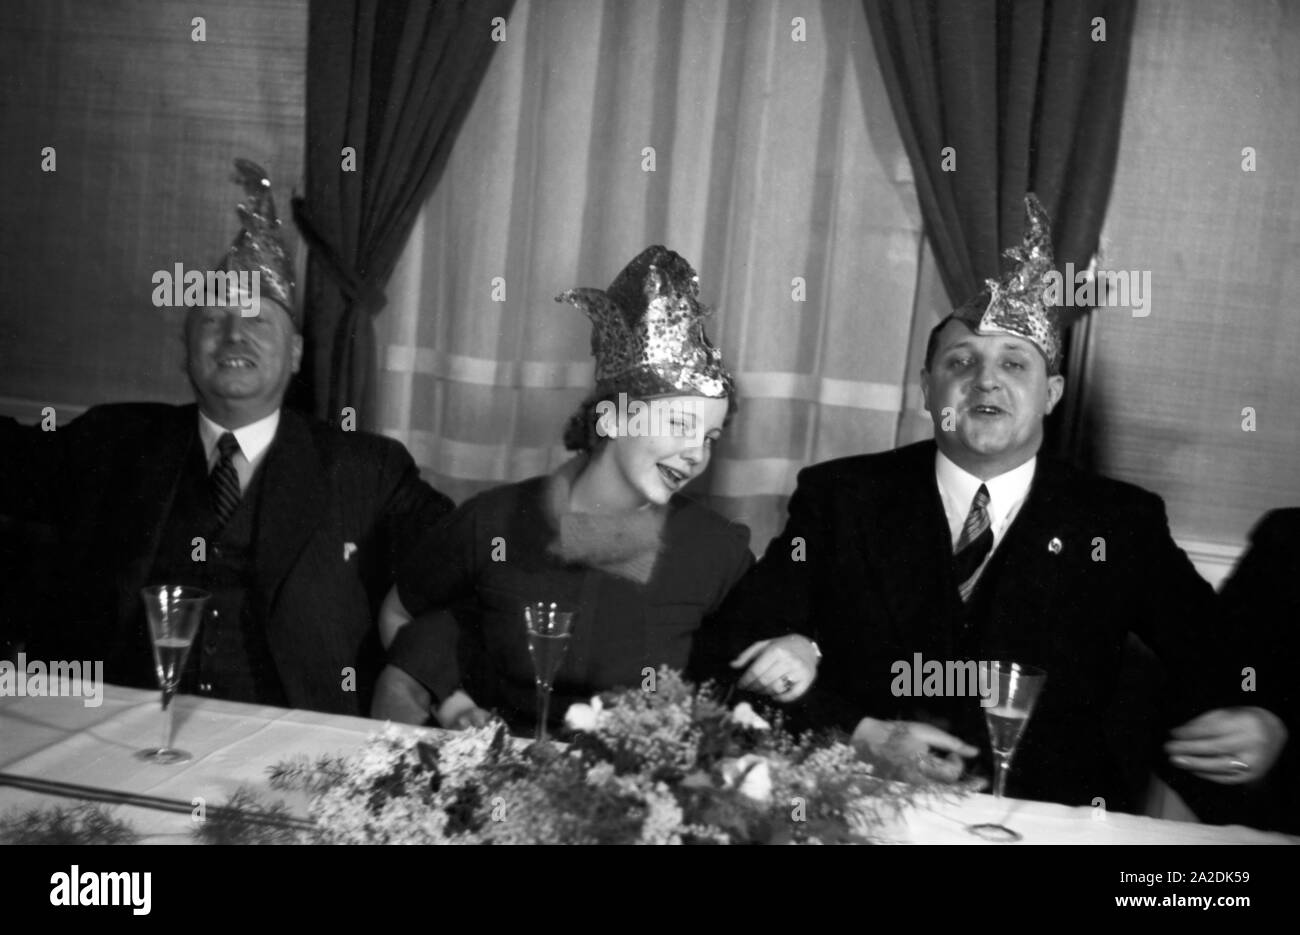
[863,0,1134,316]
[291,0,515,425]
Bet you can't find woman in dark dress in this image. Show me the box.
[371,246,818,731]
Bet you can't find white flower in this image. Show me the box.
[639,782,685,845]
[720,754,774,804]
[729,701,771,731]
[564,696,604,732]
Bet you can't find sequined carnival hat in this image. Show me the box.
[216,159,297,329]
[953,193,1062,372]
[556,246,734,399]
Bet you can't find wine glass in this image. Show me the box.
[967,661,1046,842]
[524,602,575,743]
[135,585,210,764]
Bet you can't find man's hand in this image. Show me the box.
[731,635,819,701]
[852,717,979,784]
[435,689,493,730]
[1166,706,1289,785]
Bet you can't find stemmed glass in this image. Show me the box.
[135,585,210,764]
[524,602,574,743]
[967,661,1046,842]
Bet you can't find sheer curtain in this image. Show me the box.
[376,0,942,550]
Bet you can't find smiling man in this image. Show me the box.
[15,161,452,715]
[714,195,1286,813]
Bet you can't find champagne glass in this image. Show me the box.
[524,602,575,743]
[967,661,1046,842]
[135,585,210,764]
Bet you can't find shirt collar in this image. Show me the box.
[935,450,1037,535]
[198,409,280,465]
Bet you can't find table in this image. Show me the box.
[1,684,1293,844]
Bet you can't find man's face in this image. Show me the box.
[921,319,1064,478]
[186,299,302,428]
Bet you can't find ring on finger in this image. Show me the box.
[1228,757,1250,772]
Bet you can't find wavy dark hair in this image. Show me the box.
[562,390,739,453]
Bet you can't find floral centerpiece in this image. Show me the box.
[267,668,940,844]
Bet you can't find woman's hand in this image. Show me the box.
[435,690,493,730]
[730,635,819,701]
[1166,706,1289,785]
[852,717,978,784]
[371,664,434,725]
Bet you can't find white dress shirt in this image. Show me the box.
[198,410,280,493]
[935,451,1037,553]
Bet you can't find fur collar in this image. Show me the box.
[543,455,666,585]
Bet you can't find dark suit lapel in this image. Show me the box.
[982,458,1080,653]
[860,441,964,656]
[119,405,198,597]
[252,409,328,626]
[994,459,1081,568]
[106,405,197,647]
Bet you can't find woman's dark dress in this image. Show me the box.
[389,471,754,732]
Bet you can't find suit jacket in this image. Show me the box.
[14,403,452,715]
[1219,508,1300,831]
[714,440,1232,810]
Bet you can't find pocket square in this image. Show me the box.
[343,542,358,562]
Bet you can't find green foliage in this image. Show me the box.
[0,804,137,845]
[193,788,302,845]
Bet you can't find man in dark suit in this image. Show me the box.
[1218,509,1300,831]
[7,161,452,716]
[717,195,1286,812]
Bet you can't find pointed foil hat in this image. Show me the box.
[218,159,297,328]
[954,193,1062,371]
[556,246,734,399]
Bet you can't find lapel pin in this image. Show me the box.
[1047,537,1063,555]
[343,542,358,562]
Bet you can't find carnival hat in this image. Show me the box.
[557,245,733,399]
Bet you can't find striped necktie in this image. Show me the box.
[954,484,993,601]
[210,432,242,527]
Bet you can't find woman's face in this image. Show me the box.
[599,394,730,506]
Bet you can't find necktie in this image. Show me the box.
[954,484,993,601]
[210,432,242,527]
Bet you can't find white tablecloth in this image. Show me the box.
[1,684,1292,844]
